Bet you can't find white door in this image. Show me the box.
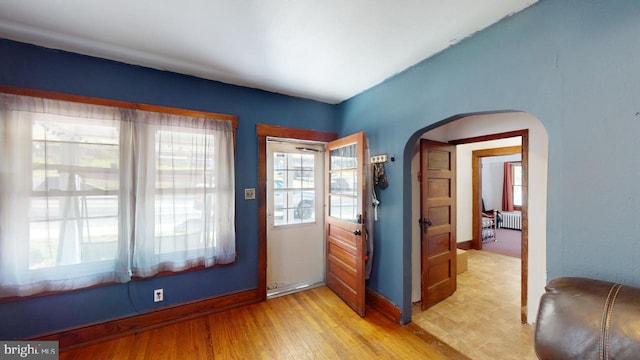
[266,140,325,297]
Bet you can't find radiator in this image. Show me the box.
[501,211,522,230]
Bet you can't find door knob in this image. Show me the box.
[418,218,432,233]
[353,229,362,236]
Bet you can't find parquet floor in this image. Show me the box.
[411,250,537,360]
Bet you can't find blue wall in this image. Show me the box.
[338,0,640,323]
[0,39,336,339]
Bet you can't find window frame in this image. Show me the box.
[511,161,523,210]
[0,86,238,300]
[0,86,238,127]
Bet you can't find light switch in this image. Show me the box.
[244,188,256,200]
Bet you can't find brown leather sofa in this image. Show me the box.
[535,277,640,359]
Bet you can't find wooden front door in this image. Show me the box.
[419,139,457,311]
[325,132,367,316]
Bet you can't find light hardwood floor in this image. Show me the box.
[60,250,535,359]
[411,250,537,360]
[60,286,465,360]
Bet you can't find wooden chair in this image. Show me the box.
[481,199,500,242]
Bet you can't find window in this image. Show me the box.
[272,151,316,226]
[512,162,523,209]
[30,114,121,269]
[328,144,357,222]
[0,92,236,298]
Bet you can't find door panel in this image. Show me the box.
[420,139,457,311]
[326,132,366,316]
[428,179,451,198]
[429,233,451,254]
[429,206,451,225]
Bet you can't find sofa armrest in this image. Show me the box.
[535,277,640,360]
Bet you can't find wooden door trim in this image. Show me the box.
[451,129,529,323]
[471,145,522,249]
[256,124,337,300]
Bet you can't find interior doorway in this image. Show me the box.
[412,131,528,318]
[474,147,523,258]
[256,124,337,301]
[266,140,325,298]
[408,111,548,326]
[453,130,528,322]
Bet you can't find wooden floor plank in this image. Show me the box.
[60,286,459,359]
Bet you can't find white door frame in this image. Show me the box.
[266,138,326,298]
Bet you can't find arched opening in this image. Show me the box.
[402,111,548,327]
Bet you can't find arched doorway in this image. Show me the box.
[403,111,548,324]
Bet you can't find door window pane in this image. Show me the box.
[330,144,357,170]
[272,152,316,226]
[328,144,358,222]
[329,195,357,222]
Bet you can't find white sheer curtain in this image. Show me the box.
[0,93,236,298]
[128,110,236,277]
[0,94,128,297]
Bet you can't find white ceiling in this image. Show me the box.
[0,1,536,104]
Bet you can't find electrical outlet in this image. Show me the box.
[154,288,163,302]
